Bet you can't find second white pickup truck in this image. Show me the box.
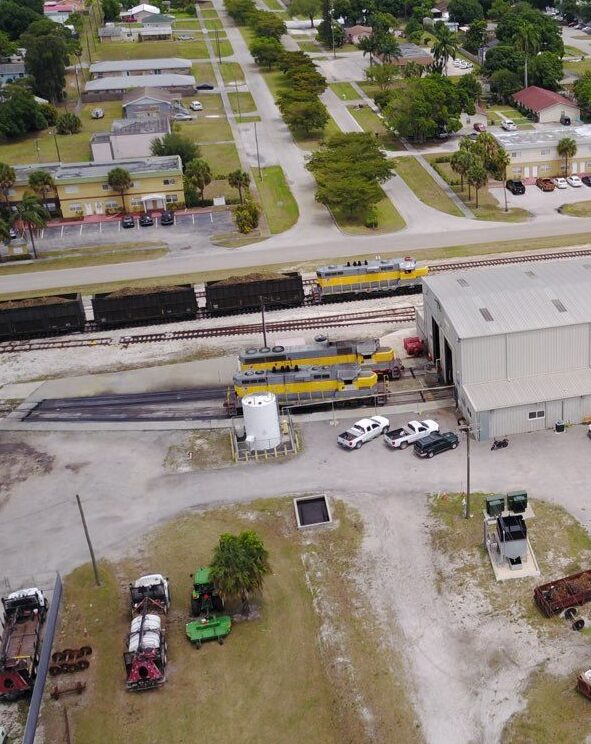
[337,416,390,449]
[383,419,439,449]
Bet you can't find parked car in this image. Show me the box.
[91,108,104,119]
[560,114,571,125]
[553,177,568,188]
[567,175,583,187]
[383,419,439,450]
[337,416,390,449]
[506,179,525,195]
[414,432,460,458]
[176,34,194,40]
[139,214,154,227]
[196,83,214,90]
[582,175,591,187]
[190,100,203,111]
[121,214,135,228]
[173,112,192,120]
[473,122,486,132]
[536,177,555,191]
[160,210,174,226]
[501,119,517,131]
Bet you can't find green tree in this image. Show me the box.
[287,0,321,27]
[150,132,200,166]
[448,0,483,24]
[0,83,48,138]
[282,98,329,136]
[55,112,81,134]
[450,148,472,191]
[488,0,511,20]
[10,194,48,259]
[467,158,487,207]
[249,36,283,68]
[493,147,511,211]
[282,64,327,94]
[0,30,17,58]
[0,2,40,41]
[23,33,67,102]
[0,217,11,249]
[209,530,271,616]
[184,158,212,202]
[528,51,563,91]
[234,200,260,233]
[496,4,562,55]
[28,170,55,213]
[374,33,401,63]
[358,33,380,66]
[484,46,525,77]
[463,19,487,54]
[557,136,577,175]
[514,21,540,88]
[574,70,591,117]
[0,162,15,208]
[400,60,425,78]
[107,167,133,211]
[365,62,399,91]
[432,24,458,74]
[228,169,251,203]
[249,10,286,39]
[316,18,345,49]
[316,173,383,217]
[225,0,256,24]
[102,0,121,21]
[456,72,482,106]
[490,68,522,102]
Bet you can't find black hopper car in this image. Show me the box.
[205,272,304,314]
[92,285,198,329]
[0,293,85,341]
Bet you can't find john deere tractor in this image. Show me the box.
[190,567,224,617]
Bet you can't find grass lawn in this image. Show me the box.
[191,60,215,84]
[220,61,245,84]
[264,0,285,9]
[349,106,404,149]
[358,81,380,99]
[254,165,299,233]
[204,177,239,200]
[180,92,225,114]
[172,19,201,28]
[564,44,585,56]
[0,246,168,275]
[40,499,421,744]
[428,157,531,222]
[559,200,591,216]
[211,38,234,58]
[334,191,405,234]
[298,40,321,53]
[489,104,534,129]
[94,39,210,60]
[238,25,256,46]
[260,69,283,97]
[329,82,360,100]
[228,90,257,117]
[202,141,242,175]
[0,130,90,165]
[200,9,221,18]
[203,17,224,30]
[565,58,591,73]
[394,156,463,217]
[177,116,233,143]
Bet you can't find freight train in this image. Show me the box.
[239,336,403,380]
[0,587,48,701]
[0,256,427,342]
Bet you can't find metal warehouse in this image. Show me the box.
[420,260,591,439]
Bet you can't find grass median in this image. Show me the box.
[333,192,405,234]
[394,157,464,217]
[253,165,299,233]
[0,245,168,275]
[559,200,591,217]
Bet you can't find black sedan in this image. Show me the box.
[414,432,459,458]
[506,179,525,195]
[196,82,214,90]
[121,214,135,229]
[582,176,591,187]
[160,210,174,226]
[139,213,154,227]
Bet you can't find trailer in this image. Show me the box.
[205,272,304,314]
[186,615,231,648]
[534,569,591,617]
[92,285,198,329]
[0,588,48,701]
[0,294,85,341]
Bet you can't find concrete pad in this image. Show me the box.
[0,381,44,399]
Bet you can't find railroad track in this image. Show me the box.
[428,247,591,273]
[0,336,113,354]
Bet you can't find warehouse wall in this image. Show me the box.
[507,325,589,378]
[461,336,507,384]
[488,395,591,437]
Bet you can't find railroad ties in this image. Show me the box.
[0,336,113,354]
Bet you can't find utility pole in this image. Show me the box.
[234,78,241,122]
[254,121,262,179]
[214,27,221,64]
[75,494,101,586]
[259,296,267,347]
[460,426,472,519]
[52,131,62,162]
[330,9,336,59]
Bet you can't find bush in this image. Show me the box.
[55,112,81,135]
[234,200,260,233]
[39,103,58,127]
[364,206,378,228]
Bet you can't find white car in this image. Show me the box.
[173,112,192,120]
[501,119,517,131]
[567,175,583,187]
[553,177,568,188]
[337,416,390,449]
[190,100,203,111]
[91,108,104,119]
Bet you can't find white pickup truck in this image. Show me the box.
[337,416,390,449]
[383,419,439,449]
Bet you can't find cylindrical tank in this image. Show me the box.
[242,393,281,451]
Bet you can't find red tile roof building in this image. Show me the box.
[512,86,580,123]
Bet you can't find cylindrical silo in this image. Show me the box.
[242,392,281,450]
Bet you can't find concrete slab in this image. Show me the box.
[0,381,44,399]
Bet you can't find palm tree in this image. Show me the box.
[358,34,381,67]
[557,136,577,175]
[28,170,55,215]
[107,167,133,212]
[10,195,49,260]
[450,148,473,191]
[432,25,458,75]
[493,148,511,212]
[514,22,540,89]
[184,158,212,203]
[467,159,488,208]
[228,169,251,204]
[0,162,16,209]
[209,531,271,616]
[376,34,401,64]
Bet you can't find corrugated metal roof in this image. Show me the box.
[463,368,591,411]
[424,259,591,338]
[85,74,195,92]
[90,58,190,73]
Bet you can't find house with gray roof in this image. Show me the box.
[83,73,195,101]
[89,58,191,78]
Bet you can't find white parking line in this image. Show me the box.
[61,226,64,238]
[210,212,213,223]
[99,222,102,232]
[79,224,83,235]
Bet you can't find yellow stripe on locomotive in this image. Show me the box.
[315,256,427,297]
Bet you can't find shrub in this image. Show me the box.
[234,200,260,233]
[39,103,58,127]
[55,112,81,135]
[364,206,378,228]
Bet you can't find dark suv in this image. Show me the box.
[414,432,459,458]
[160,210,174,226]
[506,179,525,195]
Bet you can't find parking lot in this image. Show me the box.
[490,180,591,216]
[36,209,234,250]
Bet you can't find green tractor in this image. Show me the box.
[190,567,224,617]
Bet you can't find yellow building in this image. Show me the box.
[11,156,184,217]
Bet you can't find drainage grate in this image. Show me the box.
[294,495,332,528]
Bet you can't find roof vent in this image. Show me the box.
[525,271,536,278]
[457,278,469,287]
[479,308,494,322]
[551,299,567,313]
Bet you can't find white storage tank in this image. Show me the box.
[242,392,281,451]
